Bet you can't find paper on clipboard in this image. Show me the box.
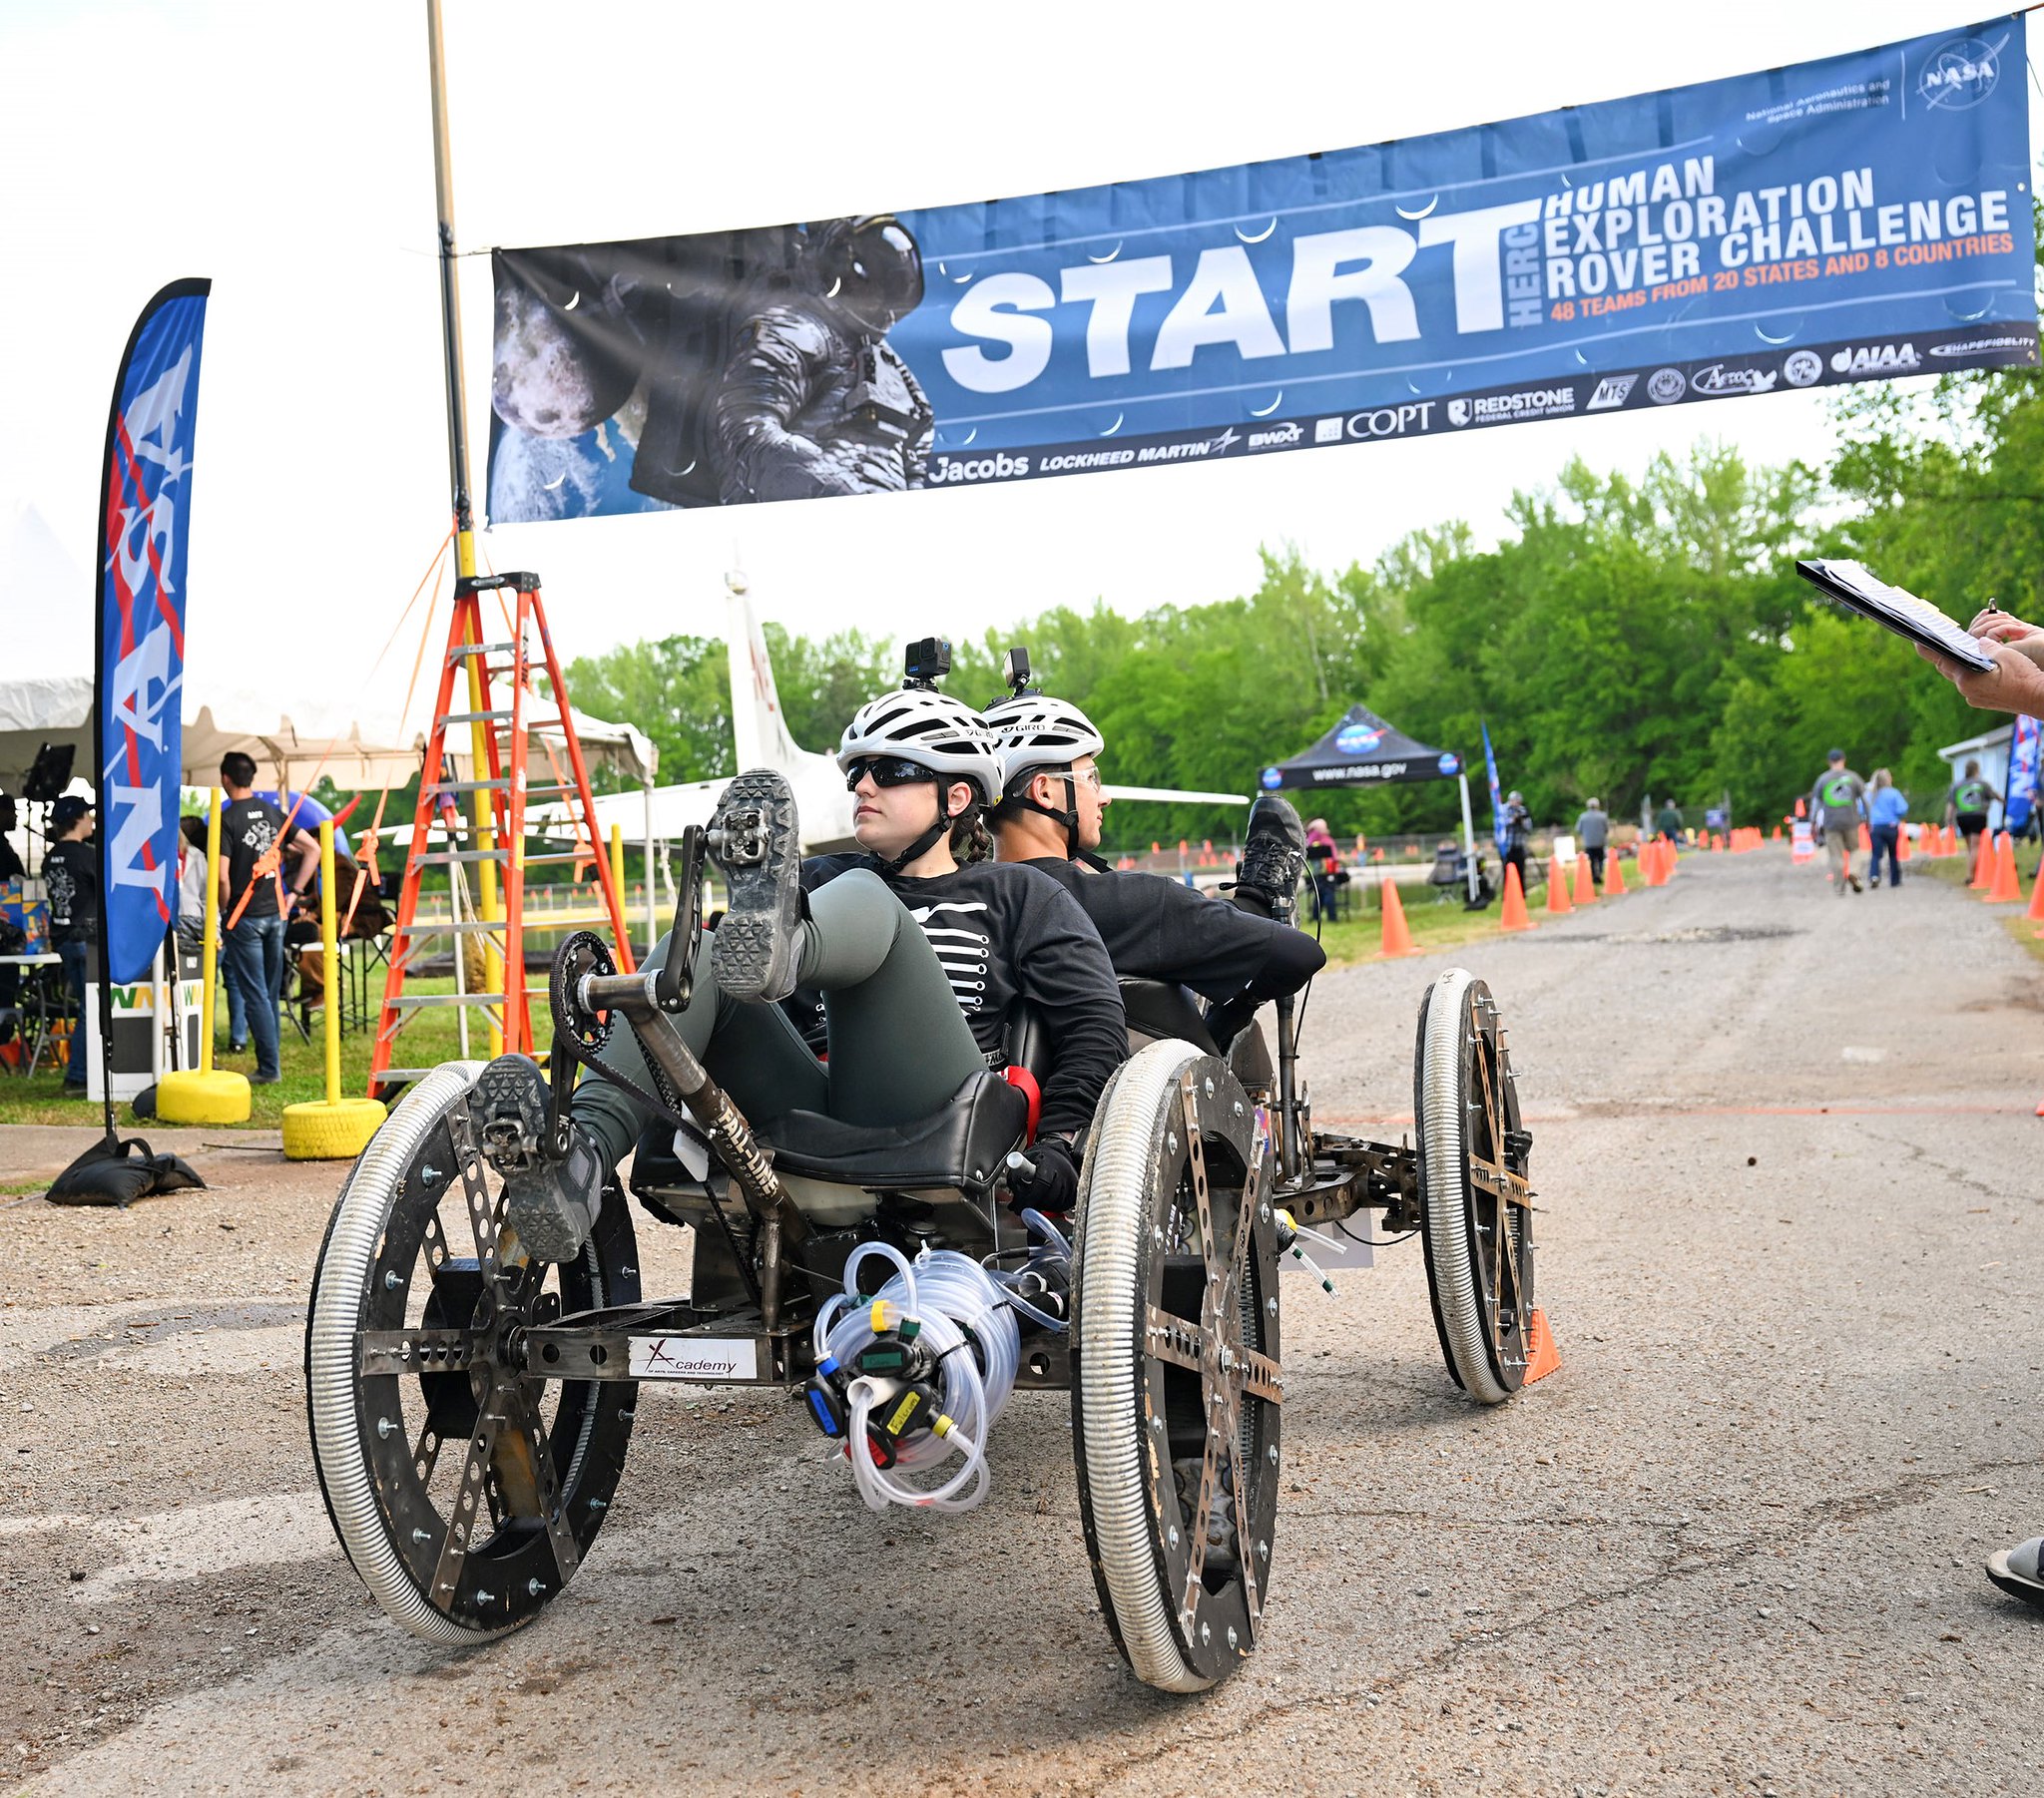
[1794,559,1996,673]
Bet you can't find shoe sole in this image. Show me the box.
[709,769,802,1002]
[471,1054,594,1262]
[1986,1550,2044,1611]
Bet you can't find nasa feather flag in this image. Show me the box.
[96,279,210,986]
[2006,712,2041,833]
[1482,721,1509,861]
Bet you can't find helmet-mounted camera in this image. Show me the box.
[902,638,951,691]
[1001,647,1035,698]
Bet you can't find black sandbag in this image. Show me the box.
[45,1133,207,1207]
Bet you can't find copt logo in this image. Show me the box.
[1783,349,1823,387]
[1344,403,1435,439]
[1646,367,1687,404]
[1335,723,1385,755]
[1917,34,2002,109]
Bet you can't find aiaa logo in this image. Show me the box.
[1830,343,1919,376]
[1917,34,2001,109]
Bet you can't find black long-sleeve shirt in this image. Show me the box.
[791,855,1125,1139]
[1016,858,1324,1005]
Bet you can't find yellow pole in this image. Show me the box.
[319,820,341,1106]
[609,824,626,933]
[459,538,504,1058]
[155,788,250,1124]
[200,786,223,1075]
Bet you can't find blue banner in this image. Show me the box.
[489,20,2035,520]
[97,280,210,986]
[2007,713,2040,832]
[1481,721,1509,860]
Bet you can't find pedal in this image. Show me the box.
[469,1054,551,1175]
[707,805,771,867]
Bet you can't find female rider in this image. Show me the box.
[510,681,1125,1260]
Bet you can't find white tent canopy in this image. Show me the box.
[0,676,655,795]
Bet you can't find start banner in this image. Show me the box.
[488,19,2035,522]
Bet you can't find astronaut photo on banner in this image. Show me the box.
[489,216,931,521]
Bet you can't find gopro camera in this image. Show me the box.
[1001,647,1034,697]
[903,637,951,689]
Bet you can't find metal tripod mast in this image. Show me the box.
[423,0,504,1050]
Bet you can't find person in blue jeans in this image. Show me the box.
[217,754,317,1084]
[40,795,99,1092]
[1865,768,1908,888]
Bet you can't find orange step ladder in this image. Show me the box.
[369,571,635,1096]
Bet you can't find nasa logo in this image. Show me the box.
[1437,752,1461,776]
[1917,35,2000,109]
[1335,723,1385,755]
[1260,766,1283,790]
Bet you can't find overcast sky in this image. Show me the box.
[1,0,2035,739]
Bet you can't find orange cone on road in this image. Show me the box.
[1545,854,1573,915]
[1572,854,1597,904]
[1499,861,1536,932]
[1523,1307,1562,1383]
[1374,873,1424,958]
[1607,850,1629,896]
[1968,832,1994,889]
[1858,822,1872,853]
[1985,831,2022,903]
[2025,853,2044,930]
[1898,827,1912,864]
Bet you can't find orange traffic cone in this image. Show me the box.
[1374,873,1424,958]
[1985,831,2022,903]
[1639,840,1659,887]
[1606,849,1628,896]
[1545,854,1574,915]
[2025,853,2044,931]
[1857,822,1872,853]
[1572,853,1596,904]
[1772,824,1783,842]
[1499,861,1535,932]
[1522,1307,1562,1383]
[1897,828,1912,864]
[1968,832,1993,889]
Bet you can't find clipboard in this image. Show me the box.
[1794,559,1996,673]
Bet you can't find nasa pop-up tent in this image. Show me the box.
[1260,705,1480,901]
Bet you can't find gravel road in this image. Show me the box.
[4,847,2039,1796]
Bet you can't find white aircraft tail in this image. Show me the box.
[727,572,805,771]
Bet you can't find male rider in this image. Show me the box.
[982,680,1324,1053]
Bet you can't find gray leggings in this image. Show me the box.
[572,869,988,1174]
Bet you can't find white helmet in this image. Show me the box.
[983,692,1105,793]
[837,686,1002,804]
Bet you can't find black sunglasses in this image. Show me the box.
[843,755,937,792]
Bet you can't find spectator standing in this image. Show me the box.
[0,790,23,885]
[1574,797,1610,888]
[1302,817,1339,921]
[1501,790,1533,899]
[1865,769,1907,890]
[175,814,209,955]
[219,753,317,1086]
[1810,748,1867,895]
[42,795,98,1094]
[1943,757,2001,865]
[1654,797,1684,845]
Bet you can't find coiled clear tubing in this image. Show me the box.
[814,1242,1021,1514]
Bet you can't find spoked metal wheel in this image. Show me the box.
[305,1062,641,1643]
[1072,1039,1281,1692]
[1415,968,1534,1404]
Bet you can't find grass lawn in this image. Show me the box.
[1309,867,1612,968]
[0,978,536,1130]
